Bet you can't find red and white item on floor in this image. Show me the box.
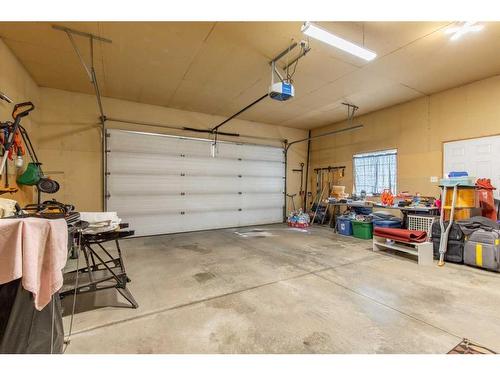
[287,209,310,228]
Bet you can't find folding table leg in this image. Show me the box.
[116,287,139,309]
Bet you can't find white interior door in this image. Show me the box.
[106,129,285,236]
[443,135,500,198]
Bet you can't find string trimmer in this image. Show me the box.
[0,102,34,177]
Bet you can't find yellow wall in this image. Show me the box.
[309,74,500,202]
[38,87,308,212]
[0,39,39,205]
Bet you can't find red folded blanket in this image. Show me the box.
[373,227,427,243]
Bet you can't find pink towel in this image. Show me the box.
[0,218,68,310]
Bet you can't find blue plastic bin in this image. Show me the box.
[372,219,402,229]
[353,207,373,215]
[337,217,353,236]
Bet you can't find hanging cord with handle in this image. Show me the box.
[50,294,55,354]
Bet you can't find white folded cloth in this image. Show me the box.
[79,212,121,234]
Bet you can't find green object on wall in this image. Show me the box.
[17,162,42,186]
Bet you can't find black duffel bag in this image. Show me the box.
[431,221,465,263]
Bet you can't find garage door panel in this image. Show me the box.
[109,130,209,157]
[108,193,283,215]
[109,130,283,162]
[217,142,284,161]
[118,207,283,237]
[108,175,284,195]
[108,152,284,177]
[107,129,285,236]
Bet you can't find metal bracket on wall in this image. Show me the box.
[342,102,359,127]
[53,24,112,211]
[53,25,112,121]
[269,40,311,90]
[292,162,305,197]
[314,166,346,173]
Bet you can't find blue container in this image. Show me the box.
[337,217,353,236]
[372,219,402,229]
[353,207,373,215]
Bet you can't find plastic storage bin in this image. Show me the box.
[336,217,353,236]
[372,219,402,229]
[351,220,373,240]
[353,207,373,216]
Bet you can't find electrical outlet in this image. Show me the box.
[430,176,438,183]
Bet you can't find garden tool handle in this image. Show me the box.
[12,102,35,120]
[0,91,13,104]
[0,102,35,176]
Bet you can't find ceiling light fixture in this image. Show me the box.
[445,21,484,41]
[301,21,377,61]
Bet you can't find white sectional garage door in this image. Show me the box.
[106,129,285,236]
[444,134,500,198]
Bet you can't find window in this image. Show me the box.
[353,149,397,195]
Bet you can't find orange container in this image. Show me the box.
[444,207,482,221]
[444,187,476,209]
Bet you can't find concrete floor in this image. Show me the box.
[63,224,500,354]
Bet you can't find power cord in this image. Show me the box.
[62,228,82,353]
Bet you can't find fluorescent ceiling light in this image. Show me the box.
[301,22,377,61]
[445,21,484,41]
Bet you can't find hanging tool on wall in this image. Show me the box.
[286,193,297,213]
[16,120,60,204]
[0,129,24,195]
[0,160,18,195]
[0,91,13,104]
[0,102,35,177]
[0,91,21,195]
[292,162,305,198]
[0,98,60,202]
[313,166,346,196]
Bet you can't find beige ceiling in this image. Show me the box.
[1,21,500,129]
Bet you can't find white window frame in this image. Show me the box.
[353,149,397,196]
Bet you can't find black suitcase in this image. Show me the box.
[431,221,465,263]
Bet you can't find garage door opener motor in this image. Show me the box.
[269,40,310,101]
